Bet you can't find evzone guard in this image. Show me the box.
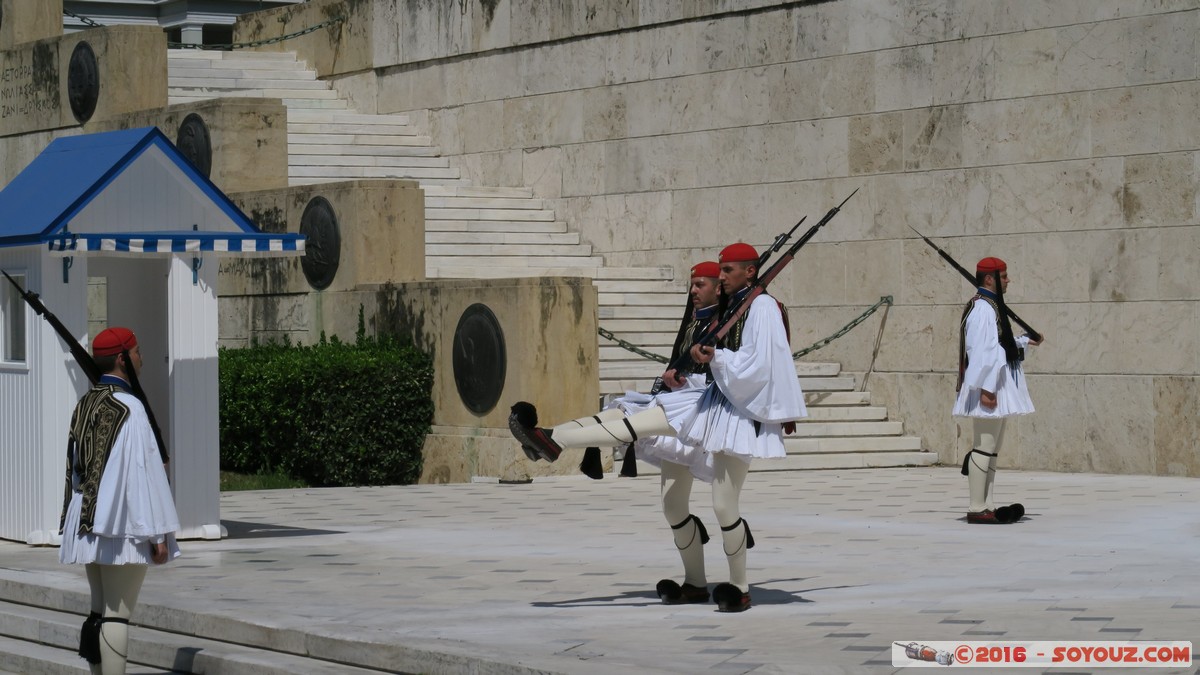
[954,256,1044,524]
[510,243,806,612]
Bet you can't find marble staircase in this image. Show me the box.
[167,49,933,472]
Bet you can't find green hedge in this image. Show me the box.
[219,332,434,487]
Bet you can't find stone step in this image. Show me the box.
[624,448,937,475]
[289,166,462,180]
[796,376,856,391]
[597,292,689,307]
[425,196,546,210]
[290,154,451,168]
[426,256,604,268]
[170,66,317,80]
[426,231,581,245]
[752,449,937,472]
[425,243,593,257]
[427,265,599,279]
[804,405,889,421]
[168,96,349,109]
[291,176,468,187]
[169,77,330,90]
[783,435,924,454]
[288,143,439,157]
[597,332,673,348]
[426,219,569,234]
[286,110,412,125]
[287,121,419,135]
[287,133,434,146]
[0,634,167,675]
[599,305,689,320]
[423,185,534,198]
[789,420,904,437]
[596,318,685,333]
[426,207,555,221]
[592,281,681,296]
[171,86,341,99]
[592,267,675,280]
[168,49,300,61]
[0,600,387,675]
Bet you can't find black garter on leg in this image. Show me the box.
[671,514,710,546]
[721,518,754,550]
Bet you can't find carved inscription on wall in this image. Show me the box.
[0,42,61,134]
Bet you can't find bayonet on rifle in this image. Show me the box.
[907,225,1042,342]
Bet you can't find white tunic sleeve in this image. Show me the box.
[709,294,807,422]
[90,393,181,540]
[960,299,1006,394]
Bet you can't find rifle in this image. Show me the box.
[663,188,859,378]
[649,215,809,395]
[2,269,170,464]
[755,215,807,271]
[907,226,1043,342]
[3,270,101,383]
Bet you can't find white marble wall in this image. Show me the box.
[344,0,1200,476]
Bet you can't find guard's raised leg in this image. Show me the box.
[509,402,673,462]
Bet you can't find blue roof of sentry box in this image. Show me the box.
[0,127,303,256]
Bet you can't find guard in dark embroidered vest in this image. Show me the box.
[953,257,1044,524]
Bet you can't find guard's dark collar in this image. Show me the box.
[732,286,752,303]
[694,304,717,320]
[98,374,132,393]
[977,287,999,301]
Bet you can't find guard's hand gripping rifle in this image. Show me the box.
[663,188,859,378]
[907,226,1042,342]
[649,215,808,395]
[3,269,170,465]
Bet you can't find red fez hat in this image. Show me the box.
[92,327,137,357]
[976,257,1007,273]
[719,243,758,264]
[690,261,720,278]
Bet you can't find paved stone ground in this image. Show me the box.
[1,467,1198,674]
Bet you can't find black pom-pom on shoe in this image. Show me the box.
[994,505,1012,523]
[510,401,538,428]
[713,582,751,613]
[1007,503,1025,522]
[656,579,709,605]
[507,402,563,462]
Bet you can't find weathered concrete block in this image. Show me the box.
[94,97,289,194]
[0,0,61,49]
[222,179,425,297]
[0,26,166,138]
[232,0,375,76]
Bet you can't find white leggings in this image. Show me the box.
[85,563,147,675]
[660,453,752,591]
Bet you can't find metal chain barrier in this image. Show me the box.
[598,327,669,364]
[63,8,102,28]
[62,10,345,50]
[792,295,892,359]
[598,295,894,364]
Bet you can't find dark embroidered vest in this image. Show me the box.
[957,293,1022,392]
[60,385,130,535]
